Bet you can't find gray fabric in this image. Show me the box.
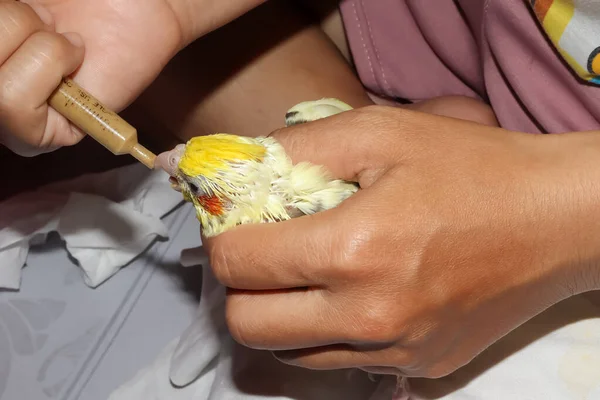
[0,204,200,400]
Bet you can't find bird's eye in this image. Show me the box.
[189,183,199,193]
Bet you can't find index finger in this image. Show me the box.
[203,203,350,290]
[270,105,398,182]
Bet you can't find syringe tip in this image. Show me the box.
[130,144,157,169]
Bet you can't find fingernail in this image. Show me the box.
[62,32,84,48]
[26,3,54,27]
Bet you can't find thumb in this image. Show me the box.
[269,105,397,182]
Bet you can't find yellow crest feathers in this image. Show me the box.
[178,134,267,178]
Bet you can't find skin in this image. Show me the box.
[0,0,493,199]
[0,0,370,198]
[0,0,265,156]
[124,0,373,142]
[202,106,600,378]
[1,0,550,381]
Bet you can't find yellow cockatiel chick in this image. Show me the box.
[156,98,359,237]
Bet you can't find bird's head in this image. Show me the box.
[156,134,268,219]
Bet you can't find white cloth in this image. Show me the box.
[109,259,390,400]
[108,248,600,400]
[4,161,600,400]
[405,293,600,400]
[0,164,182,289]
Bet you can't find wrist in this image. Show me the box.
[166,0,266,49]
[525,131,600,295]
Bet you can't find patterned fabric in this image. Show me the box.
[529,0,600,85]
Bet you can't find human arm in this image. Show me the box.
[202,105,600,378]
[124,0,372,143]
[0,0,290,156]
[0,0,372,199]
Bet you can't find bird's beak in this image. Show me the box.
[156,144,187,193]
[168,176,183,192]
[155,144,186,176]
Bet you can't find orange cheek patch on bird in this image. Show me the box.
[198,195,224,216]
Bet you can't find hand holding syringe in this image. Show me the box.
[48,78,157,169]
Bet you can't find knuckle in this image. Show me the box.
[224,300,252,348]
[399,352,419,370]
[346,299,400,343]
[268,126,286,140]
[206,240,234,286]
[33,31,70,61]
[0,98,28,144]
[354,104,393,128]
[329,226,375,280]
[225,315,246,348]
[355,104,383,117]
[0,2,41,38]
[27,31,71,66]
[360,303,401,343]
[386,349,419,372]
[269,126,306,161]
[402,316,440,347]
[0,85,18,113]
[355,104,405,149]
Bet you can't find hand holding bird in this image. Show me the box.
[197,105,600,380]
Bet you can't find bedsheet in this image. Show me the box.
[0,203,201,400]
[3,166,600,400]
